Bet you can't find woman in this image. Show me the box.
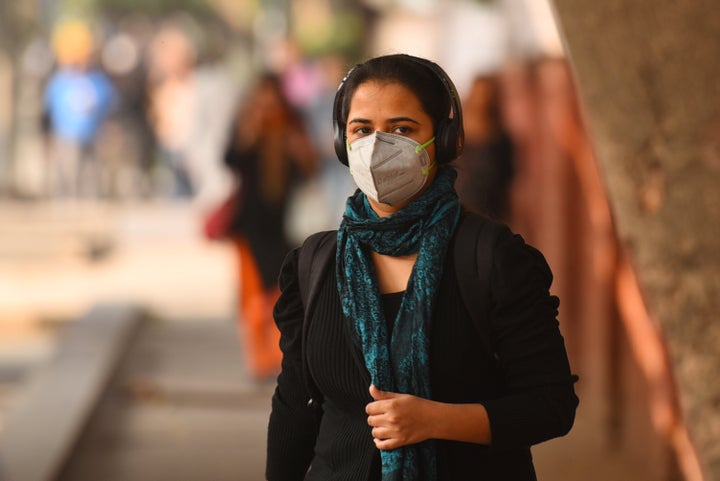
[224,73,315,380]
[455,73,515,221]
[267,54,578,481]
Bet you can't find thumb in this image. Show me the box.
[369,384,394,401]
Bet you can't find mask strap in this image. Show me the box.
[415,136,436,153]
[422,161,436,176]
[418,136,436,176]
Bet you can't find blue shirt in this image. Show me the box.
[44,68,116,144]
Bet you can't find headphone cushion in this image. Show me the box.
[334,122,348,165]
[435,118,459,163]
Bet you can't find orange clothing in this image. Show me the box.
[235,237,282,380]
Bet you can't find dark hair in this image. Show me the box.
[333,54,464,165]
[256,72,294,114]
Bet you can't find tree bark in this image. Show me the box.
[550,1,720,479]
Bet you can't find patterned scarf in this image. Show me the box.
[336,167,461,481]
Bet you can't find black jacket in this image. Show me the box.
[267,222,578,481]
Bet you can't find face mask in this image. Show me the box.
[347,131,436,206]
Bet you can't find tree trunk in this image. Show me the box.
[550,1,720,479]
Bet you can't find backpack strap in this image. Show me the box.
[453,213,506,359]
[297,230,337,410]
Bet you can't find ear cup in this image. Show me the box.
[421,62,463,163]
[333,111,348,165]
[333,67,354,166]
[434,117,456,163]
[415,58,463,162]
[442,114,464,162]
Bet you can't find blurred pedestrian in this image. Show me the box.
[43,19,116,199]
[304,54,357,229]
[146,24,197,198]
[223,73,316,381]
[497,61,542,238]
[99,22,157,199]
[455,73,514,221]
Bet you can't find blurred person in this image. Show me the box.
[455,73,514,221]
[146,24,197,198]
[262,43,348,242]
[497,61,543,238]
[43,19,116,199]
[267,54,577,481]
[304,54,357,229]
[182,38,239,211]
[99,20,156,199]
[223,73,316,381]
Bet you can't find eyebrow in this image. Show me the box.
[347,116,420,125]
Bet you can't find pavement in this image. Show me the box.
[0,199,652,481]
[56,315,273,481]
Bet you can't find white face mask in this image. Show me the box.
[347,131,436,206]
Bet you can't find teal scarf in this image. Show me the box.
[336,167,461,481]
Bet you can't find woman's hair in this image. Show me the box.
[334,54,463,165]
[253,73,300,124]
[338,54,451,130]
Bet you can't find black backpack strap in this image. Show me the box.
[453,213,506,358]
[297,230,337,409]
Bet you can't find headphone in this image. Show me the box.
[332,55,464,166]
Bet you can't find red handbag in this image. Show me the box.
[203,189,240,240]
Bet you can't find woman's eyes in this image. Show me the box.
[352,126,412,136]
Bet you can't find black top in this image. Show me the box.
[381,291,404,336]
[224,143,296,288]
[267,226,578,481]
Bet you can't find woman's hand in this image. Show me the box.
[366,385,493,450]
[366,385,436,450]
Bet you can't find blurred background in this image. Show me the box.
[0,0,712,480]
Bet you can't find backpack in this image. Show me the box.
[296,212,506,409]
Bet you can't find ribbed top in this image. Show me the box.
[305,264,379,481]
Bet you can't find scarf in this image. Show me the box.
[336,167,461,481]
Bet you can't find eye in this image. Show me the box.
[392,125,411,135]
[351,126,372,136]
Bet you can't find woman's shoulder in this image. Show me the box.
[297,230,338,269]
[453,211,514,261]
[290,230,339,306]
[455,211,553,287]
[301,229,338,248]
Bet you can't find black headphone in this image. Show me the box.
[332,55,464,166]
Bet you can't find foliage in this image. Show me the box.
[61,0,215,17]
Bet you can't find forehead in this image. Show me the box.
[347,80,427,118]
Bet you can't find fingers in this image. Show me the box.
[369,384,391,400]
[370,425,402,451]
[367,399,394,449]
[366,385,396,415]
[367,391,436,450]
[373,434,399,451]
[367,388,402,450]
[370,425,391,440]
